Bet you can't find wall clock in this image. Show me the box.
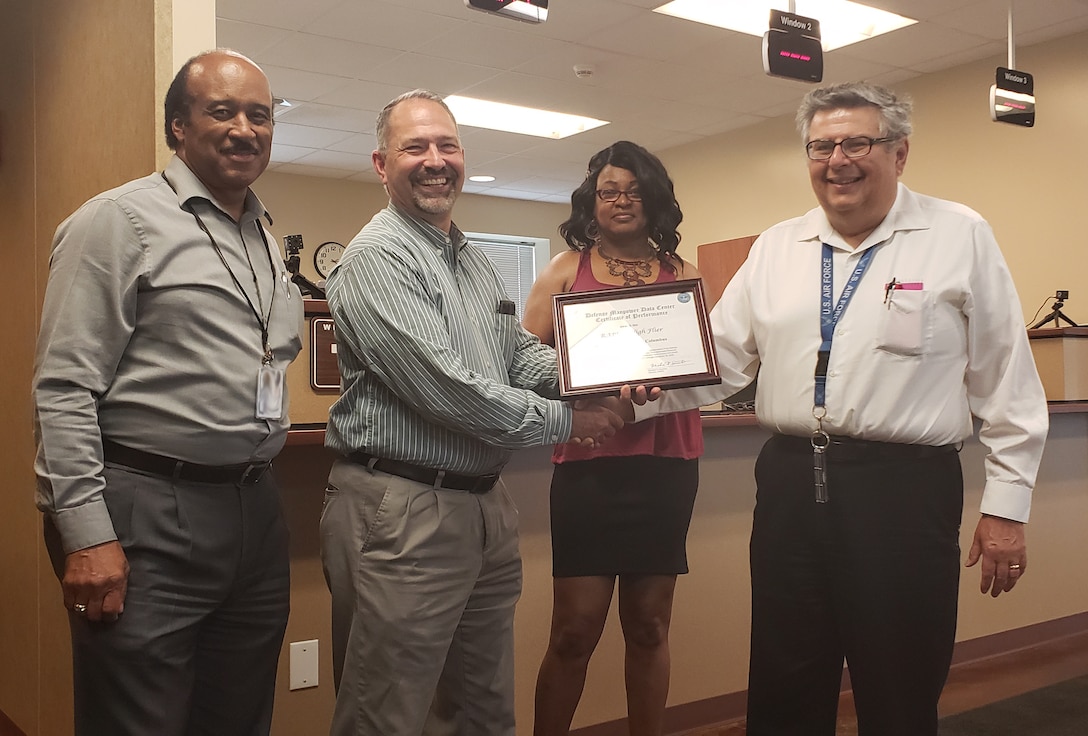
[314,241,345,279]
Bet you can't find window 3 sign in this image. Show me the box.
[464,0,548,24]
[990,67,1035,128]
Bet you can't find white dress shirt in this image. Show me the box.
[639,184,1048,522]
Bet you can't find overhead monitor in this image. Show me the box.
[464,0,548,24]
[990,66,1035,127]
[763,10,823,83]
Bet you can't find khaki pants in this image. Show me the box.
[321,459,522,736]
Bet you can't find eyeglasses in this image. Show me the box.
[805,136,897,161]
[595,188,642,203]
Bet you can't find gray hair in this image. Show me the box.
[796,81,913,143]
[375,89,459,154]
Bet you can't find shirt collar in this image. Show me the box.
[163,155,272,226]
[387,203,467,251]
[798,183,930,252]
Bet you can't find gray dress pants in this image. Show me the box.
[45,465,290,736]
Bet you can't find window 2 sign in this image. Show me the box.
[464,0,548,24]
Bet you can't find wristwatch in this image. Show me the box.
[314,241,345,279]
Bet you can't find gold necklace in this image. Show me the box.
[597,243,655,286]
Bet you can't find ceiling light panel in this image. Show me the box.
[444,96,609,139]
[654,0,917,51]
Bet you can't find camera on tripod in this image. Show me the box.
[284,234,304,255]
[1030,289,1078,329]
[281,234,325,299]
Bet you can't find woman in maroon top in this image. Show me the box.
[523,141,704,736]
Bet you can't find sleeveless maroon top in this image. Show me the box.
[552,249,704,464]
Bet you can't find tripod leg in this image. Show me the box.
[1029,311,1057,330]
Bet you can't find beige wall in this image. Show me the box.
[664,31,1088,323]
[252,172,569,283]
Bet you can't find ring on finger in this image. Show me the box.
[73,603,88,614]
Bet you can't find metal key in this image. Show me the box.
[812,432,830,503]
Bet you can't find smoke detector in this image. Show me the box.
[573,64,595,79]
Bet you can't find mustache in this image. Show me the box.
[412,169,457,183]
[224,143,260,156]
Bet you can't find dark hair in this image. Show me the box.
[163,55,201,150]
[559,141,683,269]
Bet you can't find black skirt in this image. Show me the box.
[550,455,699,577]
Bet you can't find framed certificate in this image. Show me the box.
[553,279,721,397]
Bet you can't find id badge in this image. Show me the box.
[256,364,285,420]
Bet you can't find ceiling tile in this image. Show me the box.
[216,0,345,30]
[216,19,292,57]
[215,0,1088,202]
[270,143,318,164]
[275,102,370,133]
[262,64,353,102]
[365,52,502,95]
[273,162,357,179]
[254,31,402,77]
[270,121,357,148]
[302,2,462,49]
[293,149,372,172]
[326,133,379,156]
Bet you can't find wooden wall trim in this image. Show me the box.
[0,708,26,736]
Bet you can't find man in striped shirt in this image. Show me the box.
[320,89,624,736]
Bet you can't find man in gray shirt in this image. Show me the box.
[321,89,624,736]
[33,49,301,735]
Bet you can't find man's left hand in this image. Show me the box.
[965,515,1027,597]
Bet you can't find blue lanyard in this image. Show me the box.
[814,243,875,407]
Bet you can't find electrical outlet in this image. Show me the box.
[289,640,319,690]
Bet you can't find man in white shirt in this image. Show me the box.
[637,82,1048,735]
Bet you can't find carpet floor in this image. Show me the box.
[938,673,1088,736]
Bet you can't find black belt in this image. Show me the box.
[772,434,959,462]
[348,452,499,494]
[102,439,272,486]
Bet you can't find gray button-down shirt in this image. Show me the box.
[34,156,303,552]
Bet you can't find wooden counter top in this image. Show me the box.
[286,401,1087,446]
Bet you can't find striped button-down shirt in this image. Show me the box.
[325,205,571,475]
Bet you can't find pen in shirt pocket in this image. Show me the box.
[884,278,923,305]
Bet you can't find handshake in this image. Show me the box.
[568,385,661,449]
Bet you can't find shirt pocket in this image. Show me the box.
[876,289,931,356]
[493,311,518,364]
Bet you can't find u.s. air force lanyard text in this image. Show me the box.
[812,242,876,502]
